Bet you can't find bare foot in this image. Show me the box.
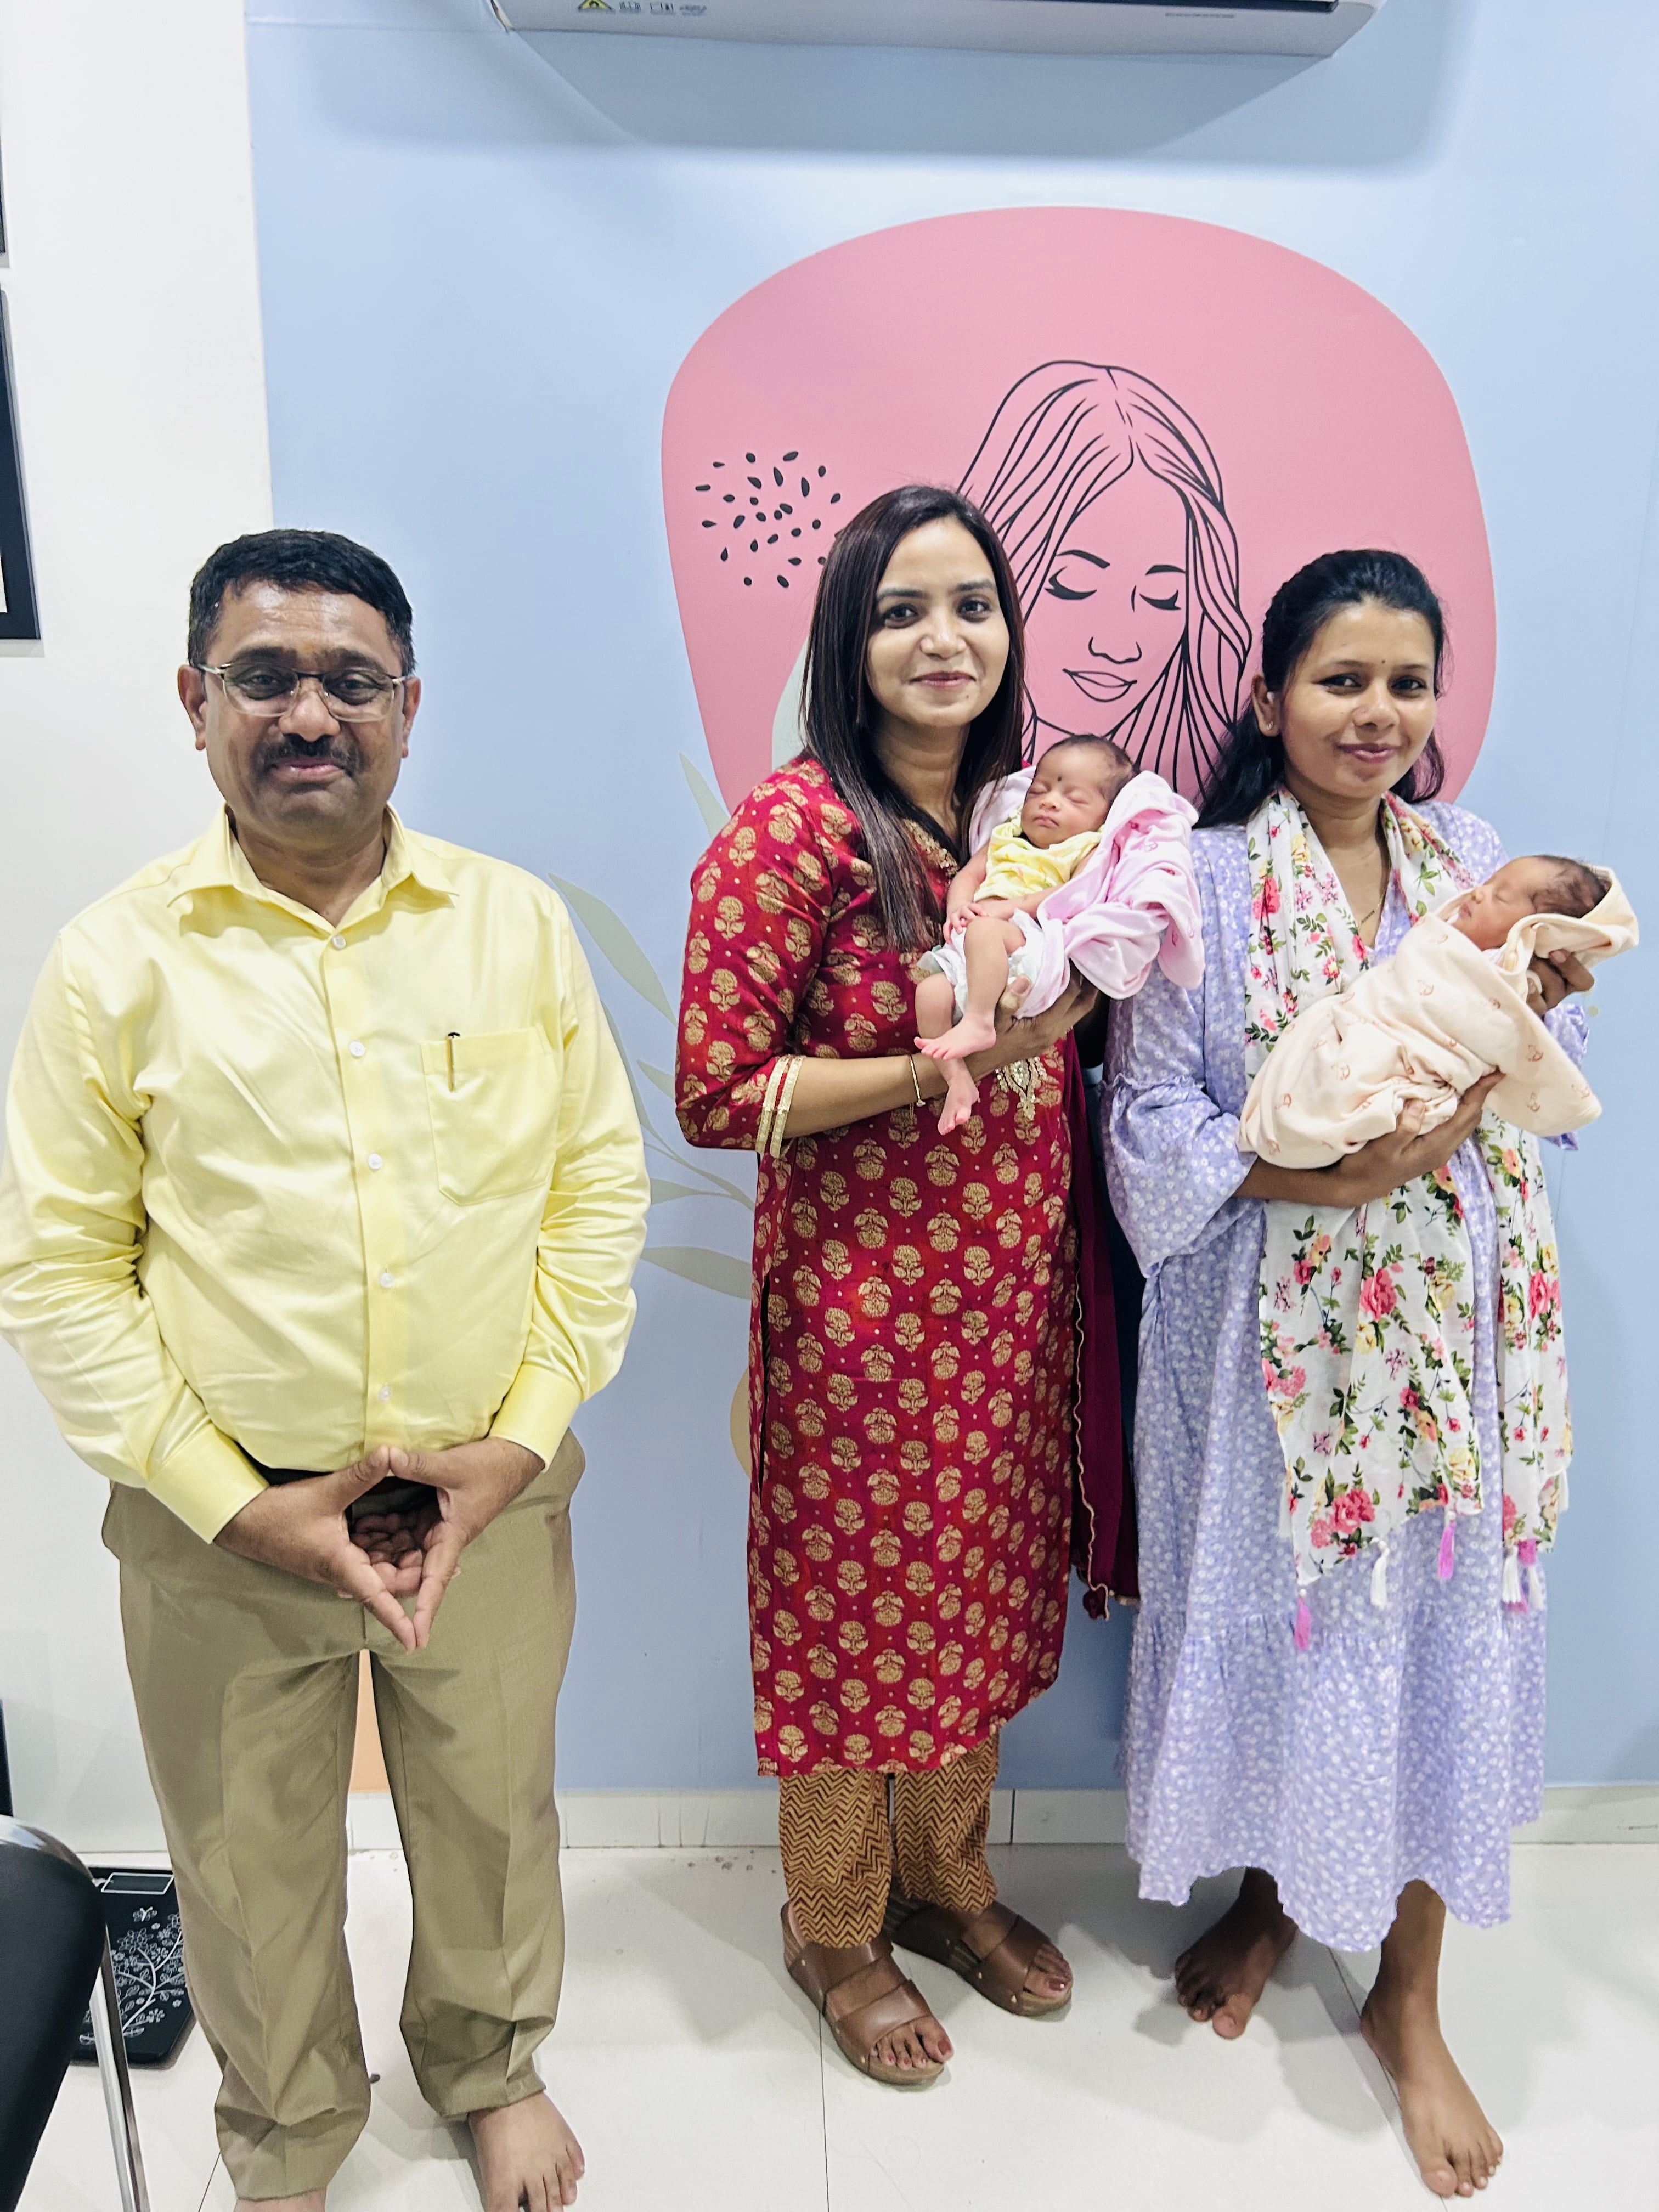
[1362,1987,1504,2197]
[916,1011,997,1063]
[235,2196,323,2211]
[1173,1867,1296,2038]
[470,2090,585,2211]
[786,1906,952,2073]
[1023,1936,1072,2006]
[937,1062,980,1134]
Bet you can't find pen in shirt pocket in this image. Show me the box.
[446,1031,459,1091]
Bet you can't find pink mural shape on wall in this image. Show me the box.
[662,207,1496,812]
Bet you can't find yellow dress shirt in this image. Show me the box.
[0,807,648,1541]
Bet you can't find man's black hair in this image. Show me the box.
[187,528,415,673]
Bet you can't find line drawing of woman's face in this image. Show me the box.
[1027,462,1190,742]
[960,361,1251,796]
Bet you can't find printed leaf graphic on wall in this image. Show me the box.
[550,877,673,1019]
[641,1246,752,1300]
[680,752,730,839]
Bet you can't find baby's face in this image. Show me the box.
[1020,746,1127,848]
[1447,857,1562,951]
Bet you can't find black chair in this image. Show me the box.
[0,1818,150,2212]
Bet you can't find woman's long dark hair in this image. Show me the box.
[801,483,1027,951]
[1196,548,1448,830]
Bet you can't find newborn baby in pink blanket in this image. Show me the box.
[1241,855,1638,1169]
[915,737,1203,1133]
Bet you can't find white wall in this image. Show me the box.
[0,0,272,1848]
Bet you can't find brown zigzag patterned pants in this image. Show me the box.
[777,1733,1000,1948]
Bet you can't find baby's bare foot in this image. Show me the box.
[1173,1869,1295,2039]
[937,1064,980,1134]
[1362,1988,1504,2197]
[470,2090,585,2210]
[916,1012,998,1063]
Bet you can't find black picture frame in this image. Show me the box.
[0,290,40,642]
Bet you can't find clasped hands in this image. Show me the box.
[214,1435,544,1652]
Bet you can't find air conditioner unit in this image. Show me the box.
[496,0,1386,59]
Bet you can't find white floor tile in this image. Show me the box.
[20,1838,1659,2211]
[823,1849,1420,2212]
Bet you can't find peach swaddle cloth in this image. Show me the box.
[1239,869,1638,1169]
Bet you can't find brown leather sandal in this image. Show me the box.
[883,1894,1073,2018]
[781,1904,947,2086]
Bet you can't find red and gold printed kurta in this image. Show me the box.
[675,759,1077,1777]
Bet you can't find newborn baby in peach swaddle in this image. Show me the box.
[1240,855,1638,1168]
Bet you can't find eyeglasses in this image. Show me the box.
[195,663,411,719]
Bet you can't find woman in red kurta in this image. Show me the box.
[676,486,1096,2087]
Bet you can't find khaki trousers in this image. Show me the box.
[777,1735,1000,1948]
[105,1435,583,2202]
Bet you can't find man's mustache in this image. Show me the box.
[253,733,363,777]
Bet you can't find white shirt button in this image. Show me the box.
[379,1270,395,1289]
[349,1040,366,1058]
[377,1384,392,1403]
[331,934,347,950]
[367,1153,383,1171]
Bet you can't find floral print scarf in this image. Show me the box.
[1245,789,1570,1623]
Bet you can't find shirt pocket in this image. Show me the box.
[421,1027,561,1206]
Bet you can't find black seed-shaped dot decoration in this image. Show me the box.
[783,449,799,461]
[779,502,793,514]
[812,518,822,531]
[720,548,729,562]
[767,533,779,545]
[830,492,842,504]
[695,483,711,492]
[746,452,756,463]
[750,540,759,552]
[712,459,725,468]
[787,556,802,567]
[773,467,783,487]
[733,515,744,530]
[744,576,752,586]
[777,574,789,588]
[817,555,826,565]
[723,493,735,503]
[817,465,827,477]
[701,520,715,529]
[801,477,811,498]
[748,476,762,489]
[791,527,802,537]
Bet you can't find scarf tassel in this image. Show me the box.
[1294,1594,1312,1652]
[1436,1512,1457,1582]
[1521,1536,1546,1613]
[1501,1547,1524,1610]
[1503,1536,1548,1614]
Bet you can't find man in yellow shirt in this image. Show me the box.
[0,529,648,2212]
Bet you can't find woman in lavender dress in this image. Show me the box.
[1104,552,1593,2200]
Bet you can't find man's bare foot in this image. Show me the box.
[1362,1986,1503,2197]
[234,2195,323,2211]
[470,2091,585,2211]
[1173,1867,1296,2038]
[916,1011,997,1063]
[937,1062,980,1135]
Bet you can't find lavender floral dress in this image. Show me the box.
[1103,803,1589,1951]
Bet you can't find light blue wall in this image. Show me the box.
[243,0,1659,1790]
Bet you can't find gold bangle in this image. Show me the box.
[756,1057,789,1157]
[769,1055,805,1158]
[909,1053,925,1110]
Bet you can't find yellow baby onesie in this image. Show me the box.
[980,817,1101,901]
